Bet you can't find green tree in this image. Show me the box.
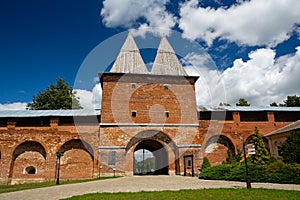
[281,130,300,164]
[201,157,211,171]
[236,98,250,106]
[249,127,270,165]
[272,95,300,107]
[27,78,82,110]
[282,95,300,107]
[270,102,278,106]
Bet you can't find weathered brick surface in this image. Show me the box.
[0,121,99,184]
[0,72,298,184]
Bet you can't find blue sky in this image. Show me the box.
[1,0,300,109]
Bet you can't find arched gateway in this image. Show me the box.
[125,130,179,175]
[134,140,168,175]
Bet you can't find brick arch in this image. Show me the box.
[125,130,180,175]
[57,139,94,179]
[125,130,178,155]
[8,141,47,184]
[204,135,235,165]
[58,139,94,160]
[12,141,47,160]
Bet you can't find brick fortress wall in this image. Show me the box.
[0,110,298,184]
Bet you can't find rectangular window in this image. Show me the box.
[131,83,136,89]
[165,111,169,118]
[164,85,168,90]
[132,111,137,117]
[276,146,283,157]
[108,151,116,165]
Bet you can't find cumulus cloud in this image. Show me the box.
[74,84,102,110]
[101,0,176,37]
[179,0,300,46]
[0,102,27,110]
[184,46,300,106]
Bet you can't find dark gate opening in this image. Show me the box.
[133,140,168,175]
[184,155,194,176]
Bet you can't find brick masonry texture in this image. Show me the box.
[0,72,299,184]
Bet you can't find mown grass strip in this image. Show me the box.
[62,188,300,200]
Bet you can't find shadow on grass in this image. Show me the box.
[0,176,121,194]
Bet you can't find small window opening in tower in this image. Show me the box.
[164,85,168,90]
[25,166,36,174]
[132,111,137,117]
[131,83,136,89]
[165,111,169,118]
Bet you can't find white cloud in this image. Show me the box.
[179,0,300,46]
[184,46,300,106]
[92,84,102,109]
[74,89,94,110]
[74,84,102,110]
[0,102,27,110]
[183,53,227,105]
[101,0,176,37]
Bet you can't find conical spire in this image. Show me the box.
[110,33,148,74]
[151,36,187,76]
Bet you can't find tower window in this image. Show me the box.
[165,111,169,118]
[132,111,137,117]
[131,83,136,89]
[164,85,169,90]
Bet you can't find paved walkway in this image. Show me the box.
[0,176,299,200]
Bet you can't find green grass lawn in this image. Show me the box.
[63,189,300,200]
[0,176,121,194]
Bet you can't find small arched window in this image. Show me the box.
[25,166,36,174]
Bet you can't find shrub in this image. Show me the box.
[265,162,300,184]
[199,164,232,180]
[199,161,299,184]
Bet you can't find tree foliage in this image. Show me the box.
[281,130,300,164]
[270,102,278,106]
[270,95,300,107]
[249,127,270,165]
[201,157,211,171]
[225,147,242,165]
[236,98,250,106]
[27,78,82,110]
[282,95,300,107]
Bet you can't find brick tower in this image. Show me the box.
[99,34,200,176]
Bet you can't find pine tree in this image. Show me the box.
[201,157,211,171]
[249,127,270,165]
[226,146,242,165]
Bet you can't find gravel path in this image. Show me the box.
[0,176,299,200]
